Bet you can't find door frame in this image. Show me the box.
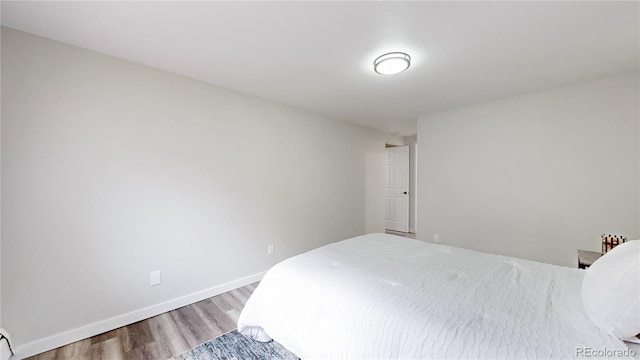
[384,145,410,233]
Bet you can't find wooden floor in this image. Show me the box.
[27,283,258,360]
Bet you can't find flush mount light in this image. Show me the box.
[374,52,411,75]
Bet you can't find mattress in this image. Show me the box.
[238,233,631,359]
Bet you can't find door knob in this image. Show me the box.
[403,191,408,194]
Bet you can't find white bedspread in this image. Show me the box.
[238,233,631,359]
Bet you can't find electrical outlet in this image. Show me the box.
[267,244,274,255]
[434,234,440,243]
[150,270,162,286]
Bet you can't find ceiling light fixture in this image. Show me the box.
[374,52,411,75]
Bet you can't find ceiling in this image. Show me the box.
[2,1,638,136]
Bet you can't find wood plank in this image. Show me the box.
[236,286,254,300]
[123,342,162,360]
[211,292,234,312]
[226,308,242,324]
[120,319,155,352]
[192,299,236,335]
[222,291,246,310]
[90,337,124,360]
[168,305,213,348]
[147,312,190,359]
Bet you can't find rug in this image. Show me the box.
[171,330,299,360]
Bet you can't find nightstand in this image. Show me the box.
[577,250,602,269]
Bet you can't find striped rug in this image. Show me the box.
[172,330,298,360]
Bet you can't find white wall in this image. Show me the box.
[1,27,402,356]
[417,73,640,267]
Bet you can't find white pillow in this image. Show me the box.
[581,240,640,340]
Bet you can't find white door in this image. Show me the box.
[385,146,409,232]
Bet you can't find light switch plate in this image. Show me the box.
[150,270,162,286]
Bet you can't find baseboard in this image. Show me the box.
[13,271,266,359]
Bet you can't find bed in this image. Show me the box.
[238,233,639,359]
